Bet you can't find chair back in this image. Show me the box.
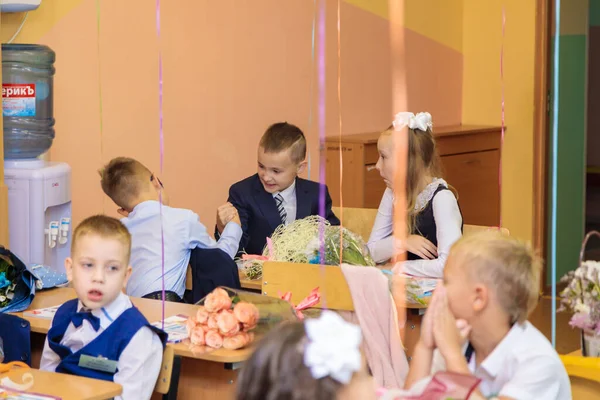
[332,207,378,241]
[560,354,600,398]
[154,345,176,394]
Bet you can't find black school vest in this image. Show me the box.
[407,185,463,261]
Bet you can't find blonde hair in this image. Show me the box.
[451,232,541,324]
[381,124,444,234]
[99,157,152,210]
[72,215,132,263]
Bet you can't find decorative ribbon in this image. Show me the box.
[307,0,316,180]
[95,0,104,213]
[155,0,166,329]
[550,0,562,349]
[241,254,269,261]
[499,7,506,229]
[336,0,344,259]
[279,287,321,320]
[0,362,33,391]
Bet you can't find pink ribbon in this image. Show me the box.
[279,287,321,320]
[499,8,506,228]
[242,254,269,261]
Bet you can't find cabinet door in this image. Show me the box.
[442,150,500,226]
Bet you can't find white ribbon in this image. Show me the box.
[304,310,362,384]
[1,372,34,391]
[392,112,433,132]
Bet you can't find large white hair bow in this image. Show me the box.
[304,310,362,384]
[393,112,433,132]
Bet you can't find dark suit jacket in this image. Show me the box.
[222,174,340,256]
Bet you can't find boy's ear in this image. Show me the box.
[122,265,133,289]
[65,257,74,282]
[151,174,162,190]
[296,160,308,175]
[473,284,488,312]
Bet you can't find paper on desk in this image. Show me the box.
[151,314,190,343]
[23,306,60,320]
[0,385,61,399]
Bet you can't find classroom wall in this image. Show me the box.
[461,0,537,242]
[1,0,398,228]
[588,0,600,167]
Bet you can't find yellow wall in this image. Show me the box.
[462,0,536,241]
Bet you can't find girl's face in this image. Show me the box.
[336,356,376,400]
[375,133,397,189]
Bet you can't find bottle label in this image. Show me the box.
[2,83,36,117]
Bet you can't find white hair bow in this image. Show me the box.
[304,310,362,384]
[393,112,433,132]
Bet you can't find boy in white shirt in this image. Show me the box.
[40,215,166,400]
[99,157,242,302]
[406,232,571,400]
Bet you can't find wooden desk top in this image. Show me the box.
[239,272,261,291]
[13,288,251,364]
[326,125,502,145]
[0,367,122,400]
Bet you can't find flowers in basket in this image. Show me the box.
[559,260,600,334]
[186,288,259,350]
[237,216,375,280]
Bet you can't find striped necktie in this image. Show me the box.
[275,193,287,225]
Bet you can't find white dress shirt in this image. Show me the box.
[40,292,164,400]
[367,180,462,278]
[430,322,571,400]
[121,201,242,297]
[273,180,297,224]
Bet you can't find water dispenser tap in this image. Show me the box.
[59,217,71,245]
[47,221,59,248]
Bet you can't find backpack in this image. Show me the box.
[0,246,36,313]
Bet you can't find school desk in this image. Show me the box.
[0,366,122,400]
[13,288,254,400]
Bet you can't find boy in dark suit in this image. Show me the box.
[217,122,340,256]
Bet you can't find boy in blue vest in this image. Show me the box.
[40,215,167,400]
[218,122,340,256]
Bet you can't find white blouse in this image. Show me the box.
[367,180,463,278]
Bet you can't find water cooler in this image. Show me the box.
[3,44,71,273]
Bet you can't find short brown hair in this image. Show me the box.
[450,232,542,324]
[236,321,341,400]
[259,122,306,164]
[71,215,132,263]
[99,157,152,210]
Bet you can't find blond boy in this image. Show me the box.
[100,157,241,301]
[40,216,166,400]
[406,232,571,399]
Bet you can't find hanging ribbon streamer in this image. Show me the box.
[96,0,105,213]
[337,0,343,257]
[307,0,316,181]
[499,8,505,228]
[317,0,327,310]
[550,0,562,348]
[156,0,166,329]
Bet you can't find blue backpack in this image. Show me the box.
[0,246,36,313]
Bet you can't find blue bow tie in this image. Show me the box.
[71,311,101,331]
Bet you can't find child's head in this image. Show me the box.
[376,112,442,232]
[443,232,541,326]
[65,215,133,310]
[257,122,308,194]
[236,312,375,400]
[99,157,167,212]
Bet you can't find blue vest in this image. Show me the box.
[47,298,167,381]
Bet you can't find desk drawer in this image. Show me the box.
[442,150,500,226]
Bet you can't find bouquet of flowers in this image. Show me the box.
[0,254,18,308]
[237,216,375,280]
[186,287,298,350]
[559,260,600,334]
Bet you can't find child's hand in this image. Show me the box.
[216,203,239,233]
[419,287,440,350]
[402,235,438,260]
[432,285,463,359]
